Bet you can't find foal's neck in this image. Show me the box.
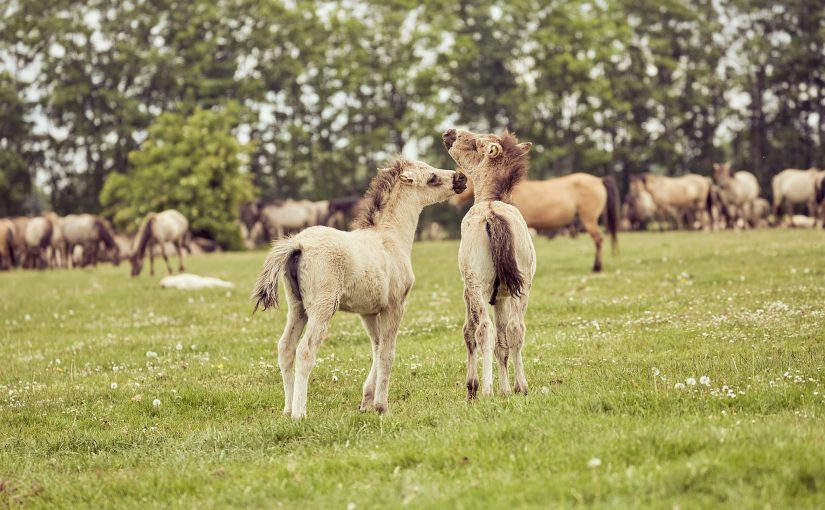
[374,199,422,255]
[469,170,509,203]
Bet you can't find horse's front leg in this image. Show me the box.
[159,242,173,274]
[372,305,404,414]
[359,313,380,412]
[149,241,156,276]
[175,240,185,272]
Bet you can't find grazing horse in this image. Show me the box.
[625,177,661,230]
[24,213,60,269]
[252,158,466,419]
[259,200,317,240]
[130,209,189,277]
[772,168,825,221]
[62,214,121,267]
[451,171,618,272]
[0,219,16,270]
[713,163,760,228]
[443,128,536,399]
[639,173,714,230]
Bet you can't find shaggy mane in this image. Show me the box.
[489,130,529,202]
[351,158,410,229]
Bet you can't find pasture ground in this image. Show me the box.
[1,229,824,509]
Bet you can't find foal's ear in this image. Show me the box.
[485,142,502,159]
[517,142,532,155]
[399,170,415,184]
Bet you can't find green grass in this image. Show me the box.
[1,229,825,509]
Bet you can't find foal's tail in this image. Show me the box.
[601,176,619,254]
[252,238,302,313]
[486,213,524,305]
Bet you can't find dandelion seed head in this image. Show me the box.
[686,377,697,386]
[699,376,710,386]
[587,457,602,468]
[152,399,161,407]
[674,383,685,390]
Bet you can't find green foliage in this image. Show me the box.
[1,230,824,506]
[100,105,254,249]
[0,73,34,216]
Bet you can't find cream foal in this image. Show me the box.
[443,128,536,399]
[252,158,467,419]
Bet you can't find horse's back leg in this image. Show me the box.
[278,289,308,415]
[493,297,513,395]
[510,291,530,395]
[359,313,380,412]
[148,241,156,276]
[159,242,173,274]
[581,215,603,272]
[464,282,493,398]
[291,302,336,419]
[175,239,185,272]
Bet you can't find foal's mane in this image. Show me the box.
[133,213,156,258]
[489,131,529,202]
[352,158,409,229]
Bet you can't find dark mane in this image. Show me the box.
[351,158,409,229]
[490,131,529,202]
[96,218,116,249]
[133,214,155,258]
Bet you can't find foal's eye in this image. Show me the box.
[427,174,441,186]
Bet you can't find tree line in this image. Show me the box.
[1,0,823,242]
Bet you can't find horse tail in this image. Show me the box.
[816,176,825,205]
[39,217,53,250]
[252,238,302,313]
[133,213,156,259]
[601,176,619,254]
[485,212,523,305]
[6,226,15,267]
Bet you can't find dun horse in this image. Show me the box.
[713,163,760,228]
[771,168,825,220]
[130,209,189,277]
[0,219,16,270]
[24,213,61,269]
[62,214,121,267]
[451,171,618,272]
[638,173,714,230]
[443,128,536,399]
[252,158,466,419]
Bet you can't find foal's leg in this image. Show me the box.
[149,241,156,276]
[373,305,404,414]
[358,313,380,412]
[510,291,530,395]
[175,239,186,272]
[581,217,603,272]
[278,292,307,415]
[291,305,335,419]
[493,297,513,395]
[462,293,479,400]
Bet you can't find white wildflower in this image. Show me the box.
[152,399,161,407]
[587,457,602,468]
[541,386,550,395]
[674,383,685,390]
[686,377,697,386]
[175,343,183,351]
[146,351,158,358]
[652,367,660,377]
[699,376,710,386]
[110,382,118,390]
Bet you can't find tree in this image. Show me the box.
[100,105,254,249]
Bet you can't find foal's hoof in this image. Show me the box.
[515,383,529,395]
[466,378,479,401]
[374,402,388,415]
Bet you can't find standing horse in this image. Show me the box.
[451,172,618,272]
[772,168,825,221]
[0,219,16,270]
[713,163,760,228]
[443,128,536,399]
[24,213,60,269]
[640,173,714,230]
[10,217,29,267]
[252,158,466,419]
[259,200,317,240]
[625,177,661,230]
[62,214,121,267]
[130,209,189,277]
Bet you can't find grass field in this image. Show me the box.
[1,229,825,508]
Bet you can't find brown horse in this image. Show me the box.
[451,172,619,272]
[0,219,16,270]
[62,214,121,267]
[130,209,189,277]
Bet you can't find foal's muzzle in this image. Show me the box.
[443,129,457,149]
[453,172,467,193]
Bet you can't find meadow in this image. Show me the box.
[1,229,824,509]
